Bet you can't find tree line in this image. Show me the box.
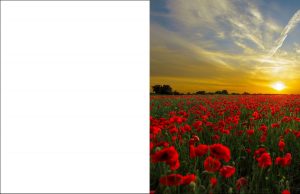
[151,85,253,95]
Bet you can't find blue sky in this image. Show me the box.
[151,0,300,93]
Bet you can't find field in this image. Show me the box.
[150,95,300,194]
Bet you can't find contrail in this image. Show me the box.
[268,10,300,57]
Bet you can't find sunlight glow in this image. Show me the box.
[271,81,286,91]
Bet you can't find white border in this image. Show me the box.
[1,1,149,193]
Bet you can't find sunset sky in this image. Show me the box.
[151,0,300,94]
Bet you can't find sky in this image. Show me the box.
[151,0,300,94]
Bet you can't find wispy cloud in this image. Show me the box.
[268,10,300,57]
[164,0,278,51]
[151,0,300,93]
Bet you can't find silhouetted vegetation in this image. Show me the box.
[151,85,255,95]
[173,90,182,95]
[152,85,173,95]
[196,91,206,95]
[215,90,228,95]
[206,92,215,95]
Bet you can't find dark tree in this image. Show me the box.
[215,90,228,95]
[152,85,173,95]
[161,85,172,94]
[221,90,228,95]
[173,90,180,95]
[152,85,162,94]
[196,91,206,95]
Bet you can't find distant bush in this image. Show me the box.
[196,91,206,95]
[152,85,173,95]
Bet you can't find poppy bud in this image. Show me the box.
[193,135,200,142]
[189,181,196,192]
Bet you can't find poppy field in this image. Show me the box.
[150,95,300,194]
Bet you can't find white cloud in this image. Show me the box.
[164,0,278,51]
[268,10,300,57]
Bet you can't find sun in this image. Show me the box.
[271,81,286,91]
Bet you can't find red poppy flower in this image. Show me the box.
[168,158,180,171]
[195,144,209,157]
[169,126,178,134]
[257,152,272,168]
[160,173,196,186]
[212,135,220,142]
[169,116,184,124]
[190,144,208,159]
[275,153,292,167]
[202,115,209,121]
[180,124,191,133]
[151,146,178,163]
[271,123,280,128]
[284,128,291,135]
[210,177,217,188]
[189,145,196,159]
[155,141,169,148]
[150,126,161,137]
[284,153,292,165]
[233,115,239,124]
[258,124,268,132]
[160,174,183,186]
[281,190,290,194]
[282,116,291,123]
[209,144,231,162]
[221,128,230,134]
[204,156,221,172]
[171,136,177,142]
[278,140,285,151]
[219,165,236,178]
[181,174,196,185]
[294,131,300,138]
[205,121,213,127]
[236,177,248,190]
[246,129,255,136]
[254,148,267,160]
[151,146,180,170]
[252,111,261,120]
[193,120,203,129]
[260,134,267,143]
[245,148,251,154]
[150,142,154,150]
